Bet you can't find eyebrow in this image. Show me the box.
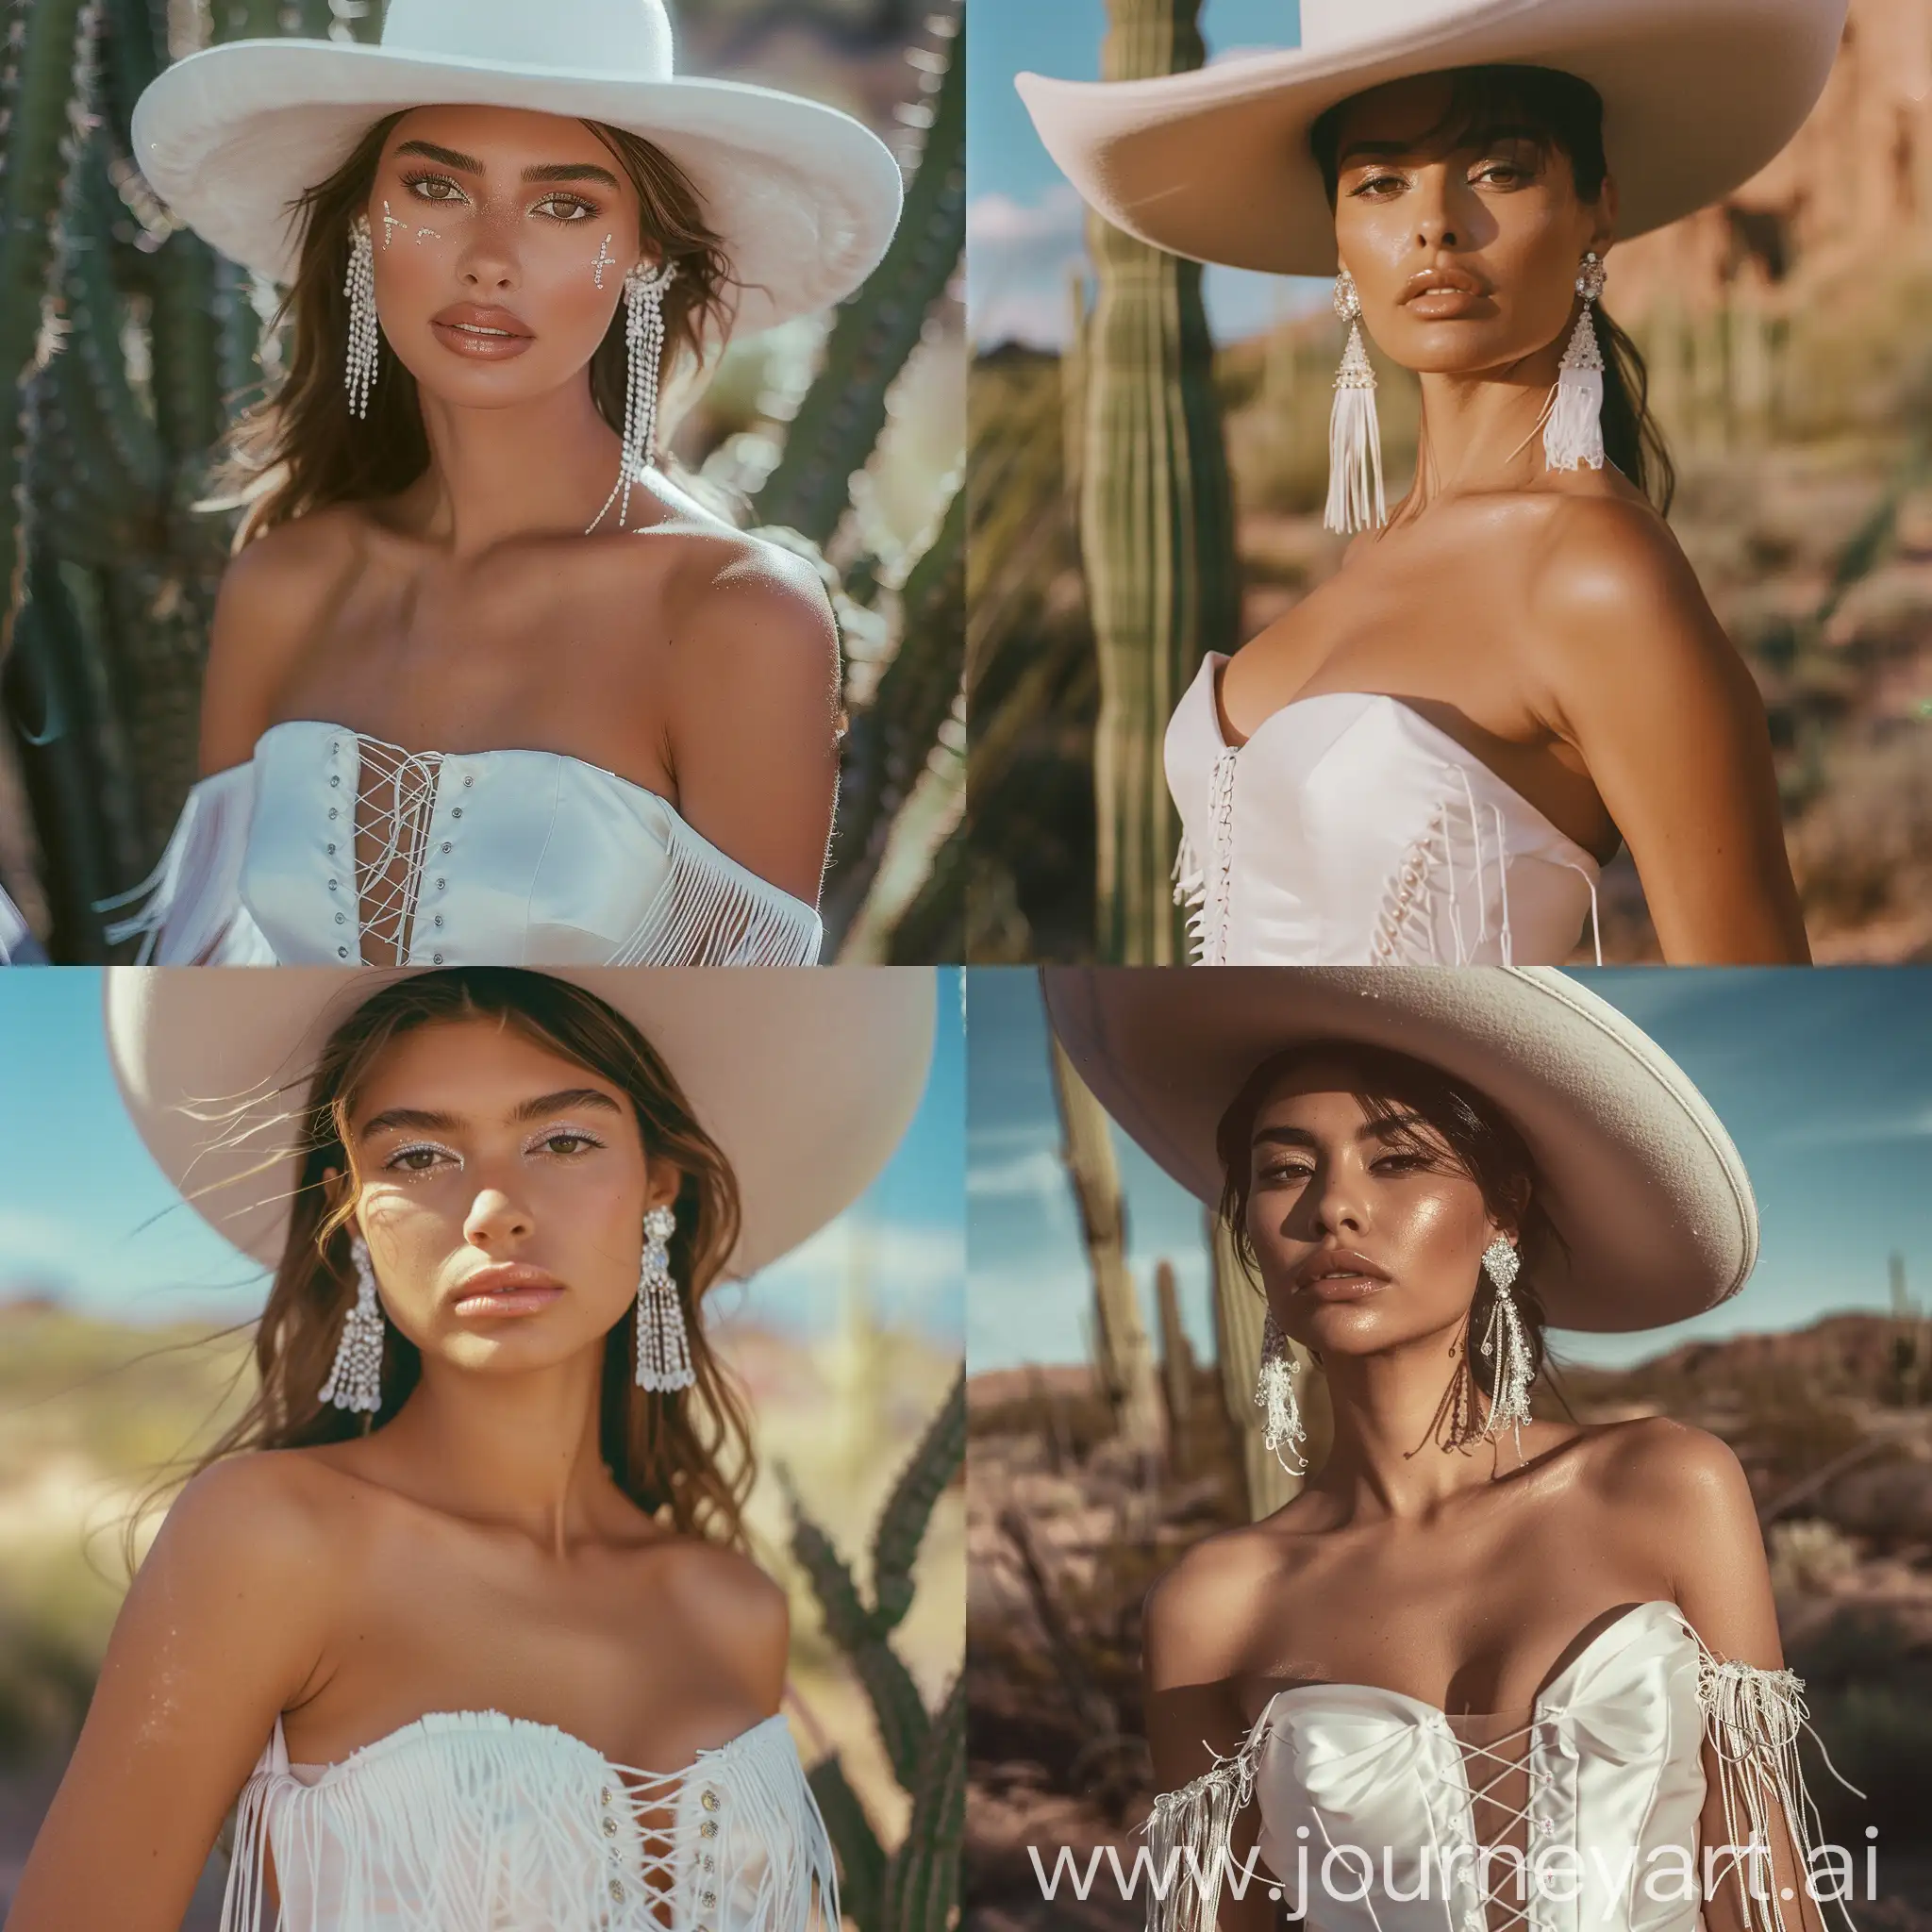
[1339,124,1547,166]
[358,1088,624,1140]
[393,139,622,191]
[1252,1113,1430,1150]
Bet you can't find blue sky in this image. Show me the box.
[970,0,1331,348]
[0,970,964,1345]
[968,969,1932,1374]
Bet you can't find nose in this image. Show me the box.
[1305,1156,1370,1239]
[1412,167,1461,253]
[456,220,521,296]
[464,1187,532,1248]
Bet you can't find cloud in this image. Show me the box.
[968,185,1085,246]
[967,1146,1069,1202]
[0,1208,85,1284]
[730,1216,963,1339]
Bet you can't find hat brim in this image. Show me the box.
[1016,0,1845,276]
[132,41,905,335]
[1041,966,1757,1334]
[106,966,936,1278]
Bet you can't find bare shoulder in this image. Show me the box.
[200,506,368,774]
[1143,1521,1289,1690]
[1519,493,1723,654]
[669,529,838,671]
[640,1534,790,1700]
[1577,1414,1757,1540]
[142,1451,344,1614]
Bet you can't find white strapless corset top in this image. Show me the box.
[1143,1602,1853,1932]
[102,723,823,967]
[223,1707,837,1932]
[1165,655,1604,966]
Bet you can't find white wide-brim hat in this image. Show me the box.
[1042,967,1757,1334]
[106,967,936,1278]
[131,0,905,338]
[1016,0,1845,277]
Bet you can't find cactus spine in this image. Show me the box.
[1076,0,1239,963]
[784,1367,965,1932]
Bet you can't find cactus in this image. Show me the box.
[0,0,962,960]
[1048,1032,1165,1457]
[1075,0,1239,963]
[782,1366,964,1932]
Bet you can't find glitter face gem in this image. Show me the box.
[593,233,618,290]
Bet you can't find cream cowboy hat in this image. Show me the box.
[1016,0,1846,277]
[106,966,936,1277]
[130,0,904,336]
[1042,967,1757,1333]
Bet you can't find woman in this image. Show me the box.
[1018,0,1845,965]
[1042,967,1859,1932]
[102,0,904,967]
[8,963,935,1929]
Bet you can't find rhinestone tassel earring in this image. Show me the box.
[1253,1309,1307,1475]
[586,258,676,536]
[343,212,380,421]
[1544,250,1607,473]
[634,1204,695,1392]
[1476,1236,1535,1444]
[1324,266,1387,535]
[320,1229,386,1413]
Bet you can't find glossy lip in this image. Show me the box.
[450,1261,565,1319]
[430,301,536,359]
[1292,1247,1392,1301]
[1402,265,1492,318]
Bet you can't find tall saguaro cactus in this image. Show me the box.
[1075,0,1239,964]
[1049,1031,1165,1457]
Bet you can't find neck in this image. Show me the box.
[1308,1324,1515,1519]
[404,373,636,557]
[1407,333,1570,508]
[367,1346,621,1557]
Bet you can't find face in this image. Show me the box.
[1328,74,1616,378]
[1242,1056,1511,1359]
[363,103,648,407]
[338,1017,678,1378]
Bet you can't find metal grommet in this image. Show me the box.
[700,1789,720,1812]
[434,915,443,928]
[329,774,341,789]
[441,841,452,854]
[452,808,463,820]
[608,1879,624,1904]
[335,912,346,925]
[602,1815,618,1838]
[337,946,349,959]
[432,952,444,965]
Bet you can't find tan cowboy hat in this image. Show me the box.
[1016,0,1846,277]
[105,966,936,1277]
[131,0,904,337]
[1042,967,1757,1333]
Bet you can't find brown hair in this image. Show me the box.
[168,968,756,1548]
[1311,63,1676,515]
[1213,1041,1565,1426]
[211,111,737,541]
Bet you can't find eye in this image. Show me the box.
[401,171,467,206]
[383,1140,459,1174]
[535,193,597,223]
[1350,169,1405,198]
[529,1124,608,1158]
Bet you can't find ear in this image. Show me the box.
[642,1161,683,1218]
[1591,172,1621,254]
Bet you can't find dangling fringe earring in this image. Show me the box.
[1544,250,1607,473]
[1324,266,1387,535]
[635,1204,696,1392]
[343,212,379,421]
[1476,1237,1535,1448]
[320,1230,385,1413]
[587,258,677,536]
[1253,1310,1307,1475]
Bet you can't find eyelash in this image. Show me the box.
[1351,159,1527,197]
[377,1125,608,1175]
[398,171,601,223]
[1257,1151,1431,1183]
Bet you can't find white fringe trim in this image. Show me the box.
[1139,1722,1269,1932]
[1544,308,1607,473]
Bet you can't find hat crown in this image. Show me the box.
[380,0,675,78]
[1299,0,1483,55]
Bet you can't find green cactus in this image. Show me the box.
[1076,0,1239,964]
[0,0,962,960]
[782,1366,963,1932]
